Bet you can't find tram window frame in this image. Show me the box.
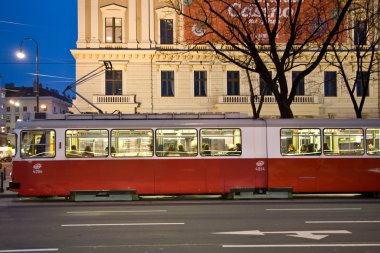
[20,130,56,159]
[110,129,154,157]
[65,129,109,158]
[280,128,321,156]
[366,128,380,156]
[323,128,365,156]
[155,129,198,157]
[200,128,242,157]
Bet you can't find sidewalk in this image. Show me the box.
[0,162,18,198]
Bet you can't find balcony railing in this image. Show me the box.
[218,95,319,104]
[93,95,136,104]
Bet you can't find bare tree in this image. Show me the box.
[169,0,352,118]
[326,0,379,118]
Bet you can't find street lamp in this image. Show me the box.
[16,37,40,112]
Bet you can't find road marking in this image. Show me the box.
[266,208,361,211]
[0,249,58,253]
[66,210,167,214]
[306,220,380,224]
[214,230,351,240]
[61,222,184,227]
[223,243,380,248]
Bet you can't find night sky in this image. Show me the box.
[0,0,77,94]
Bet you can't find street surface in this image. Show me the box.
[0,197,380,253]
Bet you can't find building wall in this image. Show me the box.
[71,0,380,119]
[5,97,71,133]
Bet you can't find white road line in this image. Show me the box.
[306,221,380,224]
[0,249,58,253]
[223,243,380,248]
[266,208,362,211]
[61,222,185,227]
[66,210,167,214]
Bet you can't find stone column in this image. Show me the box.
[128,0,138,48]
[90,0,100,47]
[77,0,87,48]
[140,0,150,48]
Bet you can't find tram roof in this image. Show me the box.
[15,112,380,130]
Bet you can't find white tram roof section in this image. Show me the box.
[16,112,266,129]
[16,113,380,129]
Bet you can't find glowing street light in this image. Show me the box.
[16,37,40,112]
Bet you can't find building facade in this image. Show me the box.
[71,0,380,118]
[4,85,72,133]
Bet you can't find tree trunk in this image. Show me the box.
[277,101,294,118]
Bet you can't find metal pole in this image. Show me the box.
[0,172,3,193]
[35,39,39,112]
[19,38,39,112]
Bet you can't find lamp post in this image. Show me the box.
[16,38,40,112]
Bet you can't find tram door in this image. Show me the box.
[252,126,268,189]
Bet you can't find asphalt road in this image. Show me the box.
[1,197,380,253]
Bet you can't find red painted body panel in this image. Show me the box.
[12,158,268,196]
[268,158,380,193]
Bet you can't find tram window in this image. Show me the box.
[323,128,364,156]
[156,129,197,157]
[65,129,108,158]
[111,129,153,157]
[200,129,242,156]
[280,129,321,156]
[20,130,55,158]
[366,128,380,155]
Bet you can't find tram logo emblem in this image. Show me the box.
[255,160,265,172]
[256,161,265,167]
[32,163,43,174]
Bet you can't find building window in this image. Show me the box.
[354,20,367,45]
[6,107,10,112]
[260,72,272,95]
[356,71,369,96]
[23,106,27,112]
[161,71,174,97]
[34,106,37,112]
[105,70,122,95]
[292,71,305,95]
[227,71,240,95]
[105,18,122,43]
[324,71,337,97]
[160,19,173,44]
[194,71,207,97]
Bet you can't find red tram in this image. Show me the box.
[9,113,380,197]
